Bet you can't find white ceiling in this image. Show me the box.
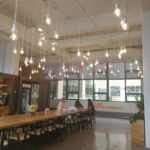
[0,0,143,65]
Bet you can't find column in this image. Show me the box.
[141,0,150,148]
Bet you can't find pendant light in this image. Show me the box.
[114,4,121,17]
[10,0,18,41]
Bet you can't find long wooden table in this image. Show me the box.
[0,110,79,130]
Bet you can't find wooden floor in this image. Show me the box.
[5,117,149,150]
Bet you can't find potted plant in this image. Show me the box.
[129,95,144,145]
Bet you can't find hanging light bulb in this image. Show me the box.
[31,69,34,74]
[38,63,41,69]
[59,72,62,76]
[52,46,56,51]
[117,69,120,73]
[135,59,138,65]
[29,75,32,79]
[105,51,109,58]
[87,66,89,70]
[38,27,43,32]
[71,67,74,71]
[109,64,112,68]
[95,59,99,65]
[54,31,59,39]
[121,19,128,31]
[43,56,46,62]
[20,47,24,55]
[19,66,22,71]
[89,63,93,68]
[114,4,121,17]
[13,47,17,54]
[123,46,127,54]
[29,57,33,64]
[41,36,45,41]
[38,40,43,47]
[87,51,90,56]
[81,60,84,66]
[77,48,81,57]
[118,53,122,59]
[42,65,45,70]
[10,24,17,41]
[110,70,114,74]
[45,15,51,25]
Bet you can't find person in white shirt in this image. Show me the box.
[57,97,66,111]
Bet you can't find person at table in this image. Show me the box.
[74,99,83,110]
[57,97,66,111]
[87,99,95,115]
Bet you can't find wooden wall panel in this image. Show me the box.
[39,82,50,111]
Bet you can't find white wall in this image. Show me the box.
[142,7,150,148]
[0,41,20,75]
[50,99,138,114]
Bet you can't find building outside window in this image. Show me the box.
[80,80,93,100]
[94,80,107,101]
[126,79,142,101]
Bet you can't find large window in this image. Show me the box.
[126,79,142,101]
[80,80,93,100]
[109,80,125,102]
[94,80,107,101]
[49,61,142,102]
[67,80,79,99]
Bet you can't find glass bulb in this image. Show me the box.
[10,24,17,41]
[87,51,90,56]
[38,41,43,47]
[42,65,45,70]
[81,61,84,66]
[38,63,41,68]
[114,4,121,17]
[29,57,33,64]
[38,27,43,32]
[45,16,52,25]
[105,51,109,58]
[77,49,81,56]
[19,66,22,71]
[121,19,128,31]
[29,75,32,79]
[118,53,122,59]
[135,60,138,65]
[54,32,59,39]
[52,46,56,51]
[13,47,17,54]
[20,47,24,55]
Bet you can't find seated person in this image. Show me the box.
[57,97,66,111]
[74,99,83,109]
[87,99,95,116]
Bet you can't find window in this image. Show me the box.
[67,80,79,99]
[49,80,57,99]
[126,79,142,101]
[94,80,107,100]
[109,80,125,102]
[80,80,93,100]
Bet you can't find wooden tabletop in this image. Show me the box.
[0,110,78,130]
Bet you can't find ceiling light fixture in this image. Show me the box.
[20,47,24,55]
[10,0,18,41]
[45,15,52,25]
[114,4,121,17]
[54,31,59,39]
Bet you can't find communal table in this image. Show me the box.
[0,110,78,129]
